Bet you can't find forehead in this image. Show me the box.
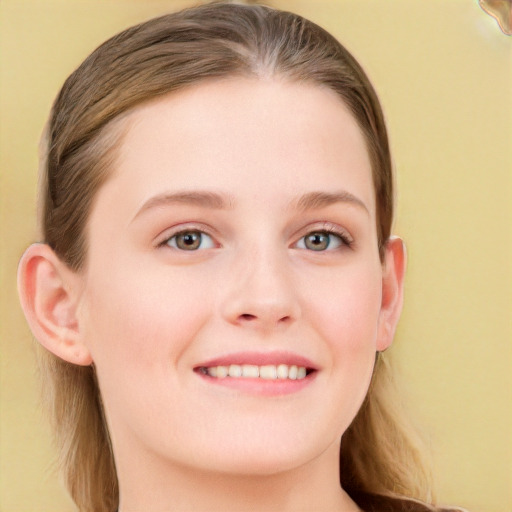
[99,77,375,217]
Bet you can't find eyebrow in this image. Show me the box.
[132,188,369,222]
[132,191,234,221]
[294,191,369,214]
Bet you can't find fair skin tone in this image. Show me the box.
[18,78,405,512]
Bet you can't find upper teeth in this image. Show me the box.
[203,364,308,380]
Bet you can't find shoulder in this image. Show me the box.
[350,491,468,512]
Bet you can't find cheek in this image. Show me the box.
[79,262,212,375]
[302,262,382,404]
[78,262,218,443]
[306,263,382,349]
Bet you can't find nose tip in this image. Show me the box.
[220,255,301,332]
[226,296,298,331]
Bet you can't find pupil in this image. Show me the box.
[178,231,200,250]
[307,232,328,250]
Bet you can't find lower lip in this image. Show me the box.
[195,371,317,396]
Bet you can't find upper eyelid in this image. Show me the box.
[291,222,353,243]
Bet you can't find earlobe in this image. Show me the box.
[17,243,92,366]
[376,236,406,352]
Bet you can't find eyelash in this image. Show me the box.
[157,224,353,252]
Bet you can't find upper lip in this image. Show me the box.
[194,350,319,370]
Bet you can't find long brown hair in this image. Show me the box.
[39,3,433,511]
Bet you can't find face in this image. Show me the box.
[77,78,388,477]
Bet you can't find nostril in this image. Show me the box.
[240,313,257,321]
[238,313,292,324]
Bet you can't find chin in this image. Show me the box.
[192,449,317,478]
[172,425,339,478]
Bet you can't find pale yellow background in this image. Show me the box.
[1,1,510,511]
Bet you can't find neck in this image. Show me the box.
[117,442,361,512]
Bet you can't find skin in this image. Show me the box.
[18,78,405,511]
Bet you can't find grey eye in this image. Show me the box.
[296,231,344,251]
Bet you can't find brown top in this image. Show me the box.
[350,491,466,512]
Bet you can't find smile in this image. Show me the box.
[198,364,309,380]
[194,351,318,396]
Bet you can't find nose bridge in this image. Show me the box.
[221,239,300,330]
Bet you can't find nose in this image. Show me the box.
[220,246,301,334]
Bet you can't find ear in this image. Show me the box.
[17,243,92,365]
[376,236,406,352]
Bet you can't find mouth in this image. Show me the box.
[193,351,318,395]
[196,363,313,380]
